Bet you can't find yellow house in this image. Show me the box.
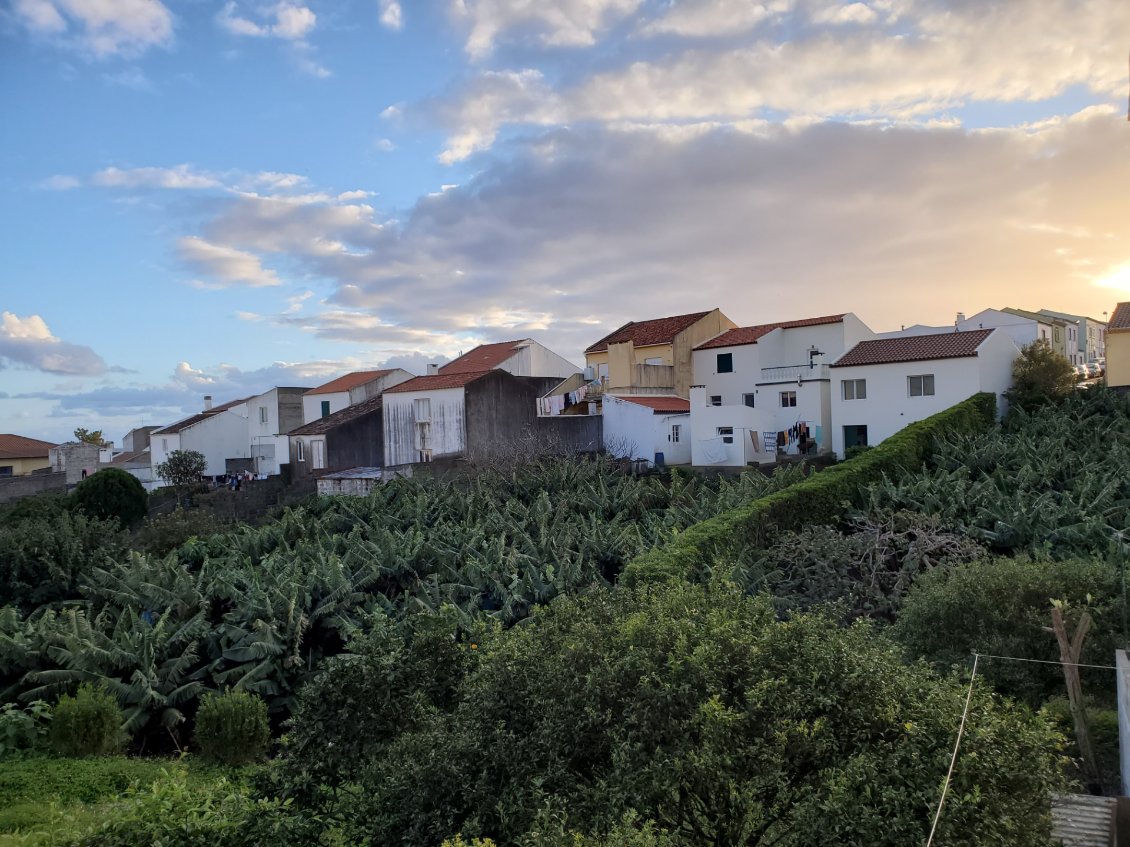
[585,309,736,398]
[0,434,57,477]
[1106,302,1130,390]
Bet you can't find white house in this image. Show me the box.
[301,369,414,425]
[150,407,251,479]
[247,387,308,476]
[688,313,875,467]
[382,340,578,467]
[602,395,691,467]
[829,328,1019,458]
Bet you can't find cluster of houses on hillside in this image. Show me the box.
[3,301,1122,499]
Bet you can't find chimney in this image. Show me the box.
[204,395,213,410]
[955,312,966,326]
[426,364,440,376]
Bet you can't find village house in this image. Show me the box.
[829,328,1019,458]
[301,369,414,425]
[289,394,388,477]
[688,313,875,467]
[601,395,691,467]
[1105,302,1130,391]
[383,339,589,467]
[150,398,253,479]
[1037,308,1107,363]
[0,434,57,478]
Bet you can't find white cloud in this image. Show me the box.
[453,0,645,58]
[375,137,396,152]
[12,0,173,58]
[811,2,877,25]
[93,165,221,190]
[217,2,316,40]
[102,66,153,91]
[0,312,107,375]
[40,174,81,190]
[640,0,788,38]
[378,0,402,30]
[177,236,282,288]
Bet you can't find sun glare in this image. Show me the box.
[1095,262,1130,293]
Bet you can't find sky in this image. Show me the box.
[1,0,1128,443]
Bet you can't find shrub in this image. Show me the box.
[71,468,148,528]
[49,684,125,757]
[1005,339,1076,415]
[194,690,271,766]
[623,392,997,585]
[133,507,231,557]
[0,699,51,757]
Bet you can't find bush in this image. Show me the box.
[0,700,51,757]
[623,392,997,585]
[892,557,1121,706]
[71,468,148,528]
[194,690,271,766]
[49,684,125,757]
[133,507,231,557]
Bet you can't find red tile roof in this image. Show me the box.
[385,371,491,393]
[695,314,846,350]
[612,395,691,414]
[440,341,525,374]
[832,329,994,368]
[289,394,384,435]
[0,434,57,460]
[1108,303,1130,332]
[305,370,396,396]
[585,311,711,354]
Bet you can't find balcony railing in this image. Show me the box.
[759,364,830,383]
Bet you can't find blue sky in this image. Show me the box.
[1,0,1128,443]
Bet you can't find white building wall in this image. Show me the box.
[603,396,690,466]
[149,431,181,479]
[179,412,254,477]
[692,344,762,406]
[690,386,773,466]
[502,341,579,379]
[383,387,466,467]
[959,309,1042,348]
[976,329,1022,417]
[303,391,349,425]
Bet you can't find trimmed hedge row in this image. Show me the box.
[621,392,998,585]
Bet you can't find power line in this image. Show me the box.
[976,653,1119,671]
[925,653,979,847]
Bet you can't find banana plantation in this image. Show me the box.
[0,457,802,742]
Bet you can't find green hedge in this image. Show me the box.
[622,392,998,586]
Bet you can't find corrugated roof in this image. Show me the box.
[385,371,491,393]
[440,341,525,374]
[305,370,395,396]
[612,395,691,414]
[585,311,711,354]
[1108,302,1130,332]
[832,329,994,368]
[289,394,384,435]
[696,314,846,351]
[0,434,57,460]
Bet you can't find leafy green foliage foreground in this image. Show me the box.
[1,458,798,740]
[276,581,1064,847]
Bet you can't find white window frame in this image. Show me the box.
[908,374,935,397]
[414,397,432,421]
[259,406,269,424]
[780,390,797,408]
[717,426,734,444]
[670,424,681,444]
[709,395,722,406]
[296,440,305,462]
[742,393,755,408]
[841,379,866,401]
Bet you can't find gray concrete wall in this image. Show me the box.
[326,405,385,470]
[531,414,603,454]
[0,471,67,503]
[277,388,307,435]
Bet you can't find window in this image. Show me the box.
[161,438,168,451]
[259,406,268,424]
[709,395,722,406]
[414,398,432,421]
[0,466,12,478]
[780,391,797,407]
[843,425,868,451]
[670,424,681,443]
[717,352,734,373]
[742,393,755,408]
[320,400,331,418]
[296,441,305,462]
[841,379,867,401]
[717,426,734,444]
[644,357,664,365]
[908,374,935,397]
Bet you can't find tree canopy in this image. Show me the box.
[1005,339,1077,414]
[72,427,107,446]
[156,449,207,491]
[71,467,148,528]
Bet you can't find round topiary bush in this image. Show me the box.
[71,467,148,528]
[49,684,125,757]
[194,689,270,766]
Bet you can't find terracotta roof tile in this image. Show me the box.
[0,434,57,460]
[1108,303,1130,332]
[305,370,396,396]
[695,314,846,351]
[612,395,690,414]
[832,329,994,368]
[289,394,384,435]
[385,371,491,393]
[440,341,526,374]
[585,311,711,354]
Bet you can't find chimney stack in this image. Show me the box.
[204,395,213,410]
[955,312,966,326]
[426,364,440,376]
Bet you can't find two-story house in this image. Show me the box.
[688,313,875,466]
[301,369,414,425]
[829,328,1019,458]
